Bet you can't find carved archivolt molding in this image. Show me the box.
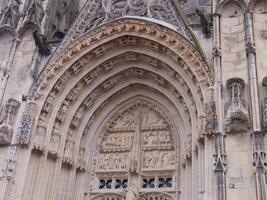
[26,19,210,176]
[29,18,212,101]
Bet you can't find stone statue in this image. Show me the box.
[0,0,21,27]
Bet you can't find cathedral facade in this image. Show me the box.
[0,0,266,199]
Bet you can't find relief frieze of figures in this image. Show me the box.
[143,150,176,169]
[96,152,129,171]
[143,130,173,150]
[100,132,133,152]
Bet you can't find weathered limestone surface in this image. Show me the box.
[0,0,266,200]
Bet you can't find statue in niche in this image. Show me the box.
[225,78,249,133]
[64,140,74,158]
[26,0,44,26]
[34,113,46,150]
[49,122,61,156]
[0,0,21,27]
[0,99,20,145]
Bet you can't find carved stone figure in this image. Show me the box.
[0,0,21,27]
[33,113,46,151]
[0,99,20,145]
[48,122,61,158]
[26,0,44,26]
[16,102,36,145]
[63,140,75,166]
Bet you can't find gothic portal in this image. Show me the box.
[91,99,178,199]
[1,0,267,200]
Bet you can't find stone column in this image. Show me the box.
[211,11,227,200]
[245,9,266,200]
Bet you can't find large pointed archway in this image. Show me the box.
[17,17,213,200]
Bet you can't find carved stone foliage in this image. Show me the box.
[0,99,20,145]
[91,99,177,192]
[225,78,249,133]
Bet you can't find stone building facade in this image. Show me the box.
[0,0,266,199]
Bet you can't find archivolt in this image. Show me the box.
[27,17,212,172]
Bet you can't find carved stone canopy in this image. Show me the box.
[57,0,195,51]
[226,77,245,89]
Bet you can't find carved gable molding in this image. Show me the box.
[57,0,193,52]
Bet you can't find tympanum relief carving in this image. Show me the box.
[90,100,177,199]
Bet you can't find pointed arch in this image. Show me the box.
[21,17,212,200]
[216,0,246,15]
